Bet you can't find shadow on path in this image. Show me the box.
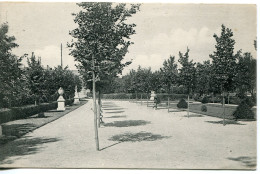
[105,111,125,114]
[2,123,36,137]
[102,102,117,105]
[0,136,61,165]
[102,105,119,107]
[183,114,204,117]
[104,120,150,127]
[105,115,127,119]
[103,108,125,111]
[168,110,183,112]
[205,120,245,125]
[227,156,256,168]
[109,131,170,142]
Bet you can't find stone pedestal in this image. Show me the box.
[74,97,80,104]
[57,87,66,111]
[57,96,65,111]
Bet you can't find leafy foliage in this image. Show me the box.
[0,23,82,109]
[234,52,256,98]
[178,48,196,94]
[210,24,239,93]
[68,2,140,93]
[201,97,209,104]
[25,52,45,104]
[195,61,211,95]
[0,23,26,108]
[201,105,207,112]
[160,56,178,93]
[233,98,255,120]
[177,98,188,109]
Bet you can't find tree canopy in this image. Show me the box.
[160,55,178,93]
[210,24,239,93]
[178,48,196,94]
[69,2,140,92]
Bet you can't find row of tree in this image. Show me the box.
[100,25,256,101]
[0,23,82,108]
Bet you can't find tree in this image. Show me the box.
[195,60,211,96]
[160,55,178,93]
[150,70,163,93]
[134,66,154,93]
[0,23,25,108]
[209,25,239,93]
[234,52,256,98]
[178,48,196,94]
[209,24,240,125]
[121,69,137,93]
[68,2,140,90]
[178,48,196,117]
[50,66,82,100]
[25,52,45,104]
[68,2,140,150]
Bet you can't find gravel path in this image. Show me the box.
[0,100,256,169]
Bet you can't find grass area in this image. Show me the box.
[0,100,88,145]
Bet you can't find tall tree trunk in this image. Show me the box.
[97,90,101,128]
[221,84,226,126]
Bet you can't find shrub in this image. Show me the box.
[193,94,200,101]
[177,99,188,109]
[65,99,74,106]
[201,97,209,104]
[228,97,241,105]
[233,98,255,120]
[242,97,254,108]
[201,105,207,112]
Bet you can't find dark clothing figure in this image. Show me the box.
[153,96,158,109]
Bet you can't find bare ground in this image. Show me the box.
[0,100,256,169]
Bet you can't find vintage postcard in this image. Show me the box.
[0,1,257,170]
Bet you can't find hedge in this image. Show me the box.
[0,102,58,124]
[201,97,209,104]
[101,93,133,99]
[101,93,190,100]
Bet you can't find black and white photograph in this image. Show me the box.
[0,0,258,171]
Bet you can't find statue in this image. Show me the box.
[74,85,80,104]
[150,91,156,100]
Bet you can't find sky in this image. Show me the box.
[0,2,257,75]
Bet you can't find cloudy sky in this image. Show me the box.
[0,2,257,75]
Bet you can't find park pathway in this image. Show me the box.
[0,100,256,169]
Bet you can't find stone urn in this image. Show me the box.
[57,87,65,111]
